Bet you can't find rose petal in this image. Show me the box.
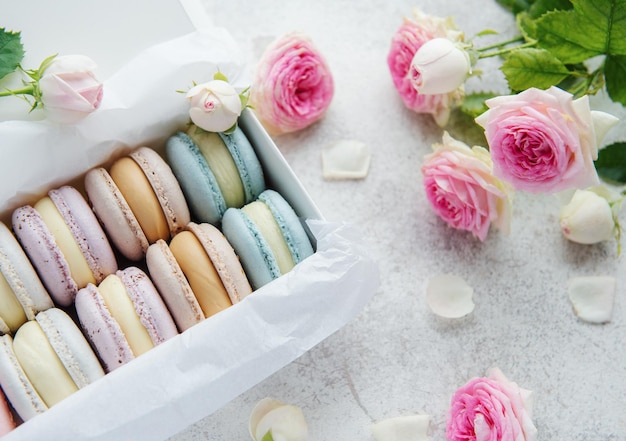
[371,415,430,441]
[426,274,474,318]
[253,403,308,441]
[568,276,616,324]
[322,140,371,180]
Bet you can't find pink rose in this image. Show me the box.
[250,31,334,135]
[447,368,537,441]
[421,132,512,241]
[39,55,103,123]
[186,79,242,133]
[475,86,619,193]
[387,9,464,126]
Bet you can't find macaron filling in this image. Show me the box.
[97,274,154,357]
[187,128,245,208]
[242,201,295,274]
[12,321,78,407]
[0,272,26,333]
[169,231,232,318]
[34,197,95,289]
[109,157,170,244]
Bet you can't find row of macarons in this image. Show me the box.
[0,124,315,431]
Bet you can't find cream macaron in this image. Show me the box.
[0,308,105,421]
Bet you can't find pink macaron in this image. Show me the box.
[75,266,178,372]
[12,185,118,307]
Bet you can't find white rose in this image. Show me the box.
[559,187,621,244]
[409,37,470,95]
[187,79,242,133]
[249,398,308,441]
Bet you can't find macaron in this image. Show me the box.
[165,124,266,225]
[0,221,53,335]
[146,222,252,332]
[75,266,178,372]
[12,185,118,307]
[221,189,314,290]
[0,308,105,422]
[85,146,190,261]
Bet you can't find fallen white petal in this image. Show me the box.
[322,139,371,180]
[250,397,285,440]
[372,415,430,441]
[568,276,616,324]
[254,404,308,441]
[426,274,475,318]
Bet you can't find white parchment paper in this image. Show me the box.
[0,27,380,440]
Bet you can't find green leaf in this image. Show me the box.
[261,430,275,441]
[517,12,539,41]
[528,0,572,18]
[501,47,571,90]
[605,55,626,106]
[496,0,535,14]
[461,92,499,118]
[0,28,24,79]
[213,71,229,82]
[445,108,489,149]
[535,0,626,64]
[595,142,626,184]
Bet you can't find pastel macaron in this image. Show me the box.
[146,222,252,331]
[85,146,190,261]
[0,308,105,422]
[0,221,53,335]
[12,185,118,307]
[165,124,266,225]
[75,266,178,372]
[221,189,314,290]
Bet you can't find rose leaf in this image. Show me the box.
[501,47,571,91]
[527,0,573,18]
[535,0,626,64]
[495,0,534,15]
[0,28,24,80]
[605,55,626,106]
[461,92,498,118]
[594,142,626,184]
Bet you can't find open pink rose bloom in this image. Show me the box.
[447,368,537,441]
[387,9,464,126]
[475,86,618,194]
[421,133,512,241]
[250,31,334,135]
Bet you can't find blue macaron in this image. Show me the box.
[221,189,314,290]
[165,125,266,225]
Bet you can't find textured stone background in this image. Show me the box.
[169,0,626,440]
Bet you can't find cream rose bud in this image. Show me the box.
[409,38,470,95]
[187,79,242,133]
[249,398,308,441]
[39,54,103,124]
[560,188,619,244]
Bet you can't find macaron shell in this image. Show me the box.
[12,205,77,306]
[130,147,190,237]
[116,267,178,345]
[0,335,47,421]
[75,283,135,372]
[145,240,204,332]
[258,189,314,264]
[222,207,280,290]
[187,222,252,303]
[49,186,118,283]
[36,308,104,389]
[85,167,149,261]
[219,127,265,204]
[0,222,52,321]
[166,132,225,225]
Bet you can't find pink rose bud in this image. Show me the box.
[387,9,465,126]
[421,132,512,241]
[447,368,537,441]
[186,79,242,133]
[559,187,620,245]
[475,86,619,194]
[409,38,470,95]
[250,31,334,135]
[39,55,103,124]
